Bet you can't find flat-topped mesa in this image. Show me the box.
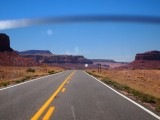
[0,33,13,52]
[19,50,53,56]
[21,54,93,64]
[123,50,160,69]
[135,51,160,60]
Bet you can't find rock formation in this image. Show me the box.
[21,54,93,64]
[0,33,93,68]
[19,50,53,56]
[0,33,13,52]
[135,51,160,60]
[125,51,160,69]
[0,33,38,66]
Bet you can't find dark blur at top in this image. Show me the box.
[0,0,160,20]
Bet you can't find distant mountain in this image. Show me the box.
[21,54,93,64]
[19,50,53,56]
[124,51,160,69]
[0,33,93,68]
[91,59,116,63]
[135,50,160,60]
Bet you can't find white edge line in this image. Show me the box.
[0,71,65,91]
[84,71,160,120]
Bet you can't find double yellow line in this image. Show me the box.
[31,70,76,120]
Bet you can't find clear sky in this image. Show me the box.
[0,0,160,62]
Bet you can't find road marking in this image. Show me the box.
[0,71,65,91]
[84,71,160,120]
[42,107,55,120]
[71,105,76,120]
[62,88,66,93]
[31,71,76,120]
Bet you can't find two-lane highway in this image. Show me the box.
[0,70,73,120]
[0,70,159,120]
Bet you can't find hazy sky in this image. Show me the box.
[0,0,160,62]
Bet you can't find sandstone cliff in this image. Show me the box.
[125,51,160,69]
[135,51,160,60]
[21,54,93,64]
[0,33,38,66]
[0,33,13,52]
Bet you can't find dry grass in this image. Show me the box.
[87,69,160,99]
[86,69,160,112]
[0,66,64,87]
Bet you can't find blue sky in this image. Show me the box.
[0,0,160,62]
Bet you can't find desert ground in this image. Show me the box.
[0,66,64,87]
[86,69,160,99]
[86,69,160,111]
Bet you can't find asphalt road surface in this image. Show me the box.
[0,70,159,120]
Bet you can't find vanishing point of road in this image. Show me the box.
[0,70,159,120]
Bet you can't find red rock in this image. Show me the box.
[20,54,93,64]
[0,33,38,66]
[135,51,160,60]
[125,51,160,69]
[0,33,13,52]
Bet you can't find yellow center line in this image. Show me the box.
[42,107,55,120]
[61,88,66,93]
[31,70,76,120]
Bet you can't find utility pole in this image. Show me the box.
[97,64,102,74]
[100,64,101,74]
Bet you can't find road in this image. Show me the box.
[0,70,159,120]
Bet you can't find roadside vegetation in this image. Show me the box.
[0,66,64,87]
[48,70,56,74]
[86,69,160,112]
[26,68,35,73]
